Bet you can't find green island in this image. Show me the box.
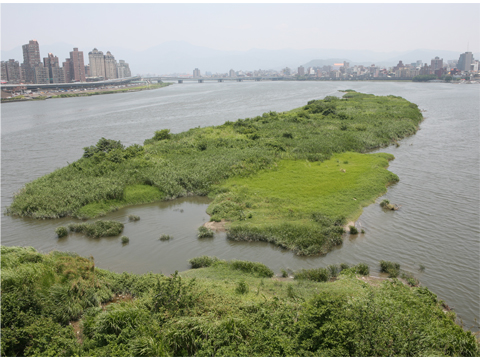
[2,246,478,356]
[7,91,422,255]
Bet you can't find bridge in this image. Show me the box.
[1,76,142,91]
[146,76,287,84]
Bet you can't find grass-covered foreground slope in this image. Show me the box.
[2,246,478,357]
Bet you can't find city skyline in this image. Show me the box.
[2,3,479,54]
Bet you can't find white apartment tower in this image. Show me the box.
[104,51,117,80]
[88,48,106,78]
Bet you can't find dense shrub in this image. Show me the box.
[67,220,124,238]
[55,226,68,238]
[197,226,214,238]
[189,255,219,268]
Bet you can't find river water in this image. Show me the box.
[1,81,479,330]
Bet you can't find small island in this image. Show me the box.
[7,91,423,255]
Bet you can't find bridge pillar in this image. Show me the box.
[218,79,223,82]
[255,78,260,81]
[198,79,203,83]
[178,80,183,84]
[237,79,242,82]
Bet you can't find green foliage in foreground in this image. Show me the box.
[2,246,478,357]
[67,220,124,238]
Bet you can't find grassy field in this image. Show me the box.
[2,246,478,357]
[7,91,422,254]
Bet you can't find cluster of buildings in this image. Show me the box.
[1,40,132,84]
[294,52,477,80]
[190,52,477,81]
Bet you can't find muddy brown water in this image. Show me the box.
[1,81,479,331]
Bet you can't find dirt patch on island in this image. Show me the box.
[203,219,229,232]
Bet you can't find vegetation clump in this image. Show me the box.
[159,234,171,241]
[197,226,214,238]
[128,214,140,221]
[349,225,359,234]
[67,220,124,238]
[188,256,274,278]
[380,260,401,278]
[2,247,479,357]
[55,226,68,238]
[121,236,129,244]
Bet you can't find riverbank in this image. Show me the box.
[6,91,423,256]
[0,82,171,103]
[1,246,478,356]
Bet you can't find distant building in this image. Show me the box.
[69,48,86,82]
[44,53,64,83]
[33,64,49,84]
[193,68,201,77]
[298,65,305,76]
[283,67,291,76]
[1,61,7,81]
[117,60,131,78]
[3,59,22,83]
[22,40,42,83]
[229,69,236,77]
[89,48,106,78]
[431,56,443,71]
[104,51,117,80]
[63,59,72,83]
[457,52,474,71]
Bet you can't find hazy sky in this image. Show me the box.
[2,3,479,53]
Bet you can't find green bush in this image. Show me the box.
[67,220,124,238]
[380,199,390,208]
[189,255,218,268]
[228,260,274,278]
[349,225,358,234]
[121,236,129,244]
[159,234,171,241]
[355,263,370,275]
[235,279,249,294]
[197,226,214,238]
[380,260,401,278]
[55,226,68,238]
[294,268,330,282]
[128,215,140,221]
[153,129,171,141]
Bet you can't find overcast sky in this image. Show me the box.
[2,3,479,53]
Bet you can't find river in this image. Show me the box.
[1,81,479,331]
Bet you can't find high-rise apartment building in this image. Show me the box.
[69,48,85,82]
[298,66,305,76]
[44,53,65,83]
[116,60,131,78]
[88,48,106,78]
[22,40,42,83]
[104,51,117,80]
[457,52,474,71]
[63,59,72,83]
[431,56,443,71]
[193,68,201,77]
[1,61,7,81]
[33,65,49,84]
